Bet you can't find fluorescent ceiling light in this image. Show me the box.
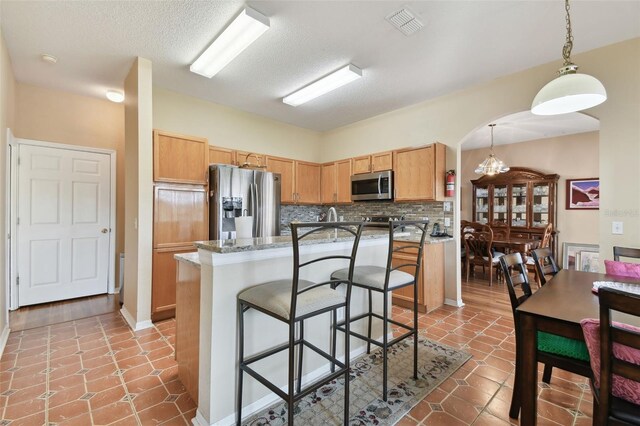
[106,90,124,103]
[283,64,363,107]
[190,7,269,78]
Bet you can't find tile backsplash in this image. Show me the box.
[281,201,454,235]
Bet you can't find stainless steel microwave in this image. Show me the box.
[351,170,393,201]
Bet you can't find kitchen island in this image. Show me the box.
[176,229,453,426]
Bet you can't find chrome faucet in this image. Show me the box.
[327,207,338,222]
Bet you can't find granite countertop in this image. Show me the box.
[174,252,201,268]
[195,229,454,254]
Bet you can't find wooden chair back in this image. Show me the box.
[499,253,533,320]
[540,223,553,248]
[463,226,494,267]
[596,287,640,425]
[613,246,640,262]
[531,247,559,286]
[492,226,510,240]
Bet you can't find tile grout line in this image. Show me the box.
[97,314,143,426]
[45,325,51,425]
[81,320,96,426]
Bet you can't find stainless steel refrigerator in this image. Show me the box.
[209,165,281,240]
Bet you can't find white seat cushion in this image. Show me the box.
[238,279,345,320]
[331,266,414,291]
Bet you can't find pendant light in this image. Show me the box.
[474,124,510,176]
[531,0,606,115]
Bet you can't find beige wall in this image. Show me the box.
[123,57,154,329]
[153,87,321,162]
[461,132,600,261]
[0,28,16,338]
[320,38,640,302]
[14,83,125,280]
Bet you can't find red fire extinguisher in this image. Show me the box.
[445,170,455,197]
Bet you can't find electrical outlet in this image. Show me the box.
[612,221,623,235]
[444,202,452,212]
[444,218,451,227]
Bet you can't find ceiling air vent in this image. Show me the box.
[386,7,424,36]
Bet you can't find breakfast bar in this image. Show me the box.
[175,230,453,426]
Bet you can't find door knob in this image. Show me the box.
[101,228,109,234]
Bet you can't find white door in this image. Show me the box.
[17,144,112,306]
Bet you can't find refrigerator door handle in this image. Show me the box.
[250,183,258,237]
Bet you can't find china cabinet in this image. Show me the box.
[471,167,559,253]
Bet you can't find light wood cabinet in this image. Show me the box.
[295,161,321,204]
[393,143,446,201]
[266,156,296,204]
[336,159,352,204]
[153,130,208,184]
[153,184,208,249]
[321,163,336,204]
[176,259,200,404]
[152,247,195,320]
[352,155,372,174]
[391,242,445,313]
[208,146,236,166]
[371,151,393,172]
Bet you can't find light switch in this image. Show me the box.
[444,202,452,212]
[444,218,451,227]
[612,221,623,235]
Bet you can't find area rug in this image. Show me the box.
[242,338,471,425]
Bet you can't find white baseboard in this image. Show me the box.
[198,344,369,426]
[445,298,465,308]
[0,325,11,359]
[120,307,153,331]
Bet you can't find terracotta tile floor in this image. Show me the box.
[0,283,593,425]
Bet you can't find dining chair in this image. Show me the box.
[584,287,640,425]
[613,246,640,261]
[330,220,428,401]
[526,223,553,285]
[236,222,364,425]
[463,225,502,285]
[531,247,560,286]
[499,253,592,418]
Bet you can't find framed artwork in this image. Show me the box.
[562,242,599,271]
[579,250,600,273]
[566,178,599,210]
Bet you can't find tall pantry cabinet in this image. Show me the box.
[152,130,209,321]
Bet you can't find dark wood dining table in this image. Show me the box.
[493,237,540,255]
[515,269,640,426]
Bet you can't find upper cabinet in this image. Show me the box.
[320,159,352,205]
[352,152,393,175]
[236,151,266,168]
[295,161,321,205]
[209,146,236,166]
[371,151,393,172]
[393,143,446,201]
[266,156,296,204]
[321,162,336,204]
[153,130,209,184]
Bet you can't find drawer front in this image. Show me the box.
[510,232,530,239]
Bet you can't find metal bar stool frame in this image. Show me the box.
[236,221,364,426]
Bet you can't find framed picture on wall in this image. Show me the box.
[562,242,599,270]
[566,178,599,210]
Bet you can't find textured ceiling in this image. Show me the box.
[1,1,639,132]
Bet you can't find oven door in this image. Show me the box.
[351,171,393,201]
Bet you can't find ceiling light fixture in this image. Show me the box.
[106,90,125,103]
[531,0,606,115]
[41,54,57,64]
[190,7,270,78]
[283,64,362,107]
[474,124,510,176]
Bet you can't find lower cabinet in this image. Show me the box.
[175,258,201,404]
[391,242,445,313]
[152,247,195,321]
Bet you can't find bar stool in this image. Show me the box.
[236,221,364,425]
[330,220,428,401]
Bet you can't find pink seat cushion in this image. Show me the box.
[604,260,640,279]
[580,318,640,405]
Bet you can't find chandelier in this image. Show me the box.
[531,0,607,115]
[474,124,509,176]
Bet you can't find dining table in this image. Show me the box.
[515,269,640,426]
[492,237,540,255]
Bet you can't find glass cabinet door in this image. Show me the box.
[511,183,528,227]
[532,182,551,228]
[492,185,508,226]
[474,186,489,224]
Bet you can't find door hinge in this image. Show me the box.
[17,156,20,166]
[16,276,19,286]
[17,217,20,225]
